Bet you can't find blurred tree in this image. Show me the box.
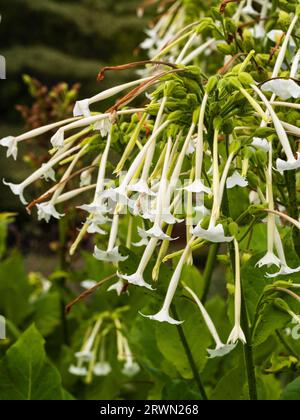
[0,0,146,129]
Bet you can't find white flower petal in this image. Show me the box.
[183,179,211,194]
[276,153,300,174]
[227,325,247,345]
[251,137,270,152]
[118,271,154,290]
[73,99,91,118]
[3,180,27,204]
[267,30,284,43]
[69,365,88,376]
[80,280,97,289]
[262,79,300,100]
[107,279,125,296]
[266,264,300,278]
[226,171,248,189]
[93,362,112,376]
[128,179,156,196]
[93,246,128,263]
[122,361,140,377]
[41,164,56,182]
[193,224,233,243]
[75,350,94,361]
[145,225,176,241]
[51,130,64,148]
[207,343,237,358]
[94,118,112,138]
[242,5,259,15]
[80,170,92,187]
[0,136,18,160]
[141,309,183,325]
[256,251,281,268]
[36,202,64,223]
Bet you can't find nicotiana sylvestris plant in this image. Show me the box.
[1,0,300,400]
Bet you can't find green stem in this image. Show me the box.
[5,319,21,340]
[171,305,208,401]
[285,170,300,257]
[202,243,219,303]
[228,240,258,401]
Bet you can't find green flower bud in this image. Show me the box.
[238,72,255,86]
[213,116,223,131]
[217,43,235,55]
[205,75,219,94]
[229,222,239,237]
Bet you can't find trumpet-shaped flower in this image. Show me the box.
[132,237,149,247]
[73,99,91,118]
[94,118,112,138]
[226,171,248,189]
[50,129,64,148]
[0,136,18,160]
[118,271,154,290]
[36,202,64,223]
[69,365,88,377]
[266,264,300,278]
[207,343,237,358]
[122,360,141,377]
[193,223,233,243]
[251,137,270,152]
[262,79,300,100]
[93,362,112,377]
[93,246,128,263]
[267,30,285,43]
[256,251,281,268]
[276,153,300,174]
[107,279,125,296]
[142,308,183,325]
[80,280,97,289]
[80,170,92,187]
[227,325,247,345]
[128,179,156,196]
[41,164,56,182]
[3,180,27,205]
[183,179,211,194]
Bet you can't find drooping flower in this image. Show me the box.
[242,0,259,16]
[69,364,88,377]
[184,285,236,358]
[107,279,125,296]
[93,361,112,377]
[0,136,18,160]
[261,79,300,100]
[193,222,233,243]
[226,171,248,189]
[251,137,270,152]
[36,201,64,223]
[256,251,281,268]
[227,239,247,345]
[94,245,128,263]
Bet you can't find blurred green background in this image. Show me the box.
[0,0,147,265]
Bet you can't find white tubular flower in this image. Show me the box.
[51,129,65,148]
[242,0,258,15]
[184,179,211,194]
[128,179,156,196]
[122,360,140,377]
[93,362,112,377]
[94,118,112,138]
[120,338,140,377]
[80,280,97,289]
[0,136,18,160]
[69,365,88,377]
[132,237,149,247]
[73,99,90,118]
[3,144,81,204]
[193,222,233,243]
[267,30,285,43]
[41,164,56,182]
[107,279,125,296]
[94,245,127,263]
[251,137,270,152]
[261,79,300,100]
[227,239,247,345]
[252,85,300,174]
[250,24,266,39]
[118,238,157,290]
[276,153,300,174]
[87,219,107,235]
[36,202,64,223]
[266,227,300,278]
[184,285,236,358]
[256,251,281,268]
[80,170,92,187]
[226,171,248,189]
[75,318,103,361]
[142,240,193,325]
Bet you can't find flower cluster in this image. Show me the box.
[69,309,140,382]
[1,0,300,361]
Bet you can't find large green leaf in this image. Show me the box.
[155,298,212,379]
[0,253,32,325]
[281,377,300,400]
[210,367,245,400]
[31,292,61,337]
[0,325,70,400]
